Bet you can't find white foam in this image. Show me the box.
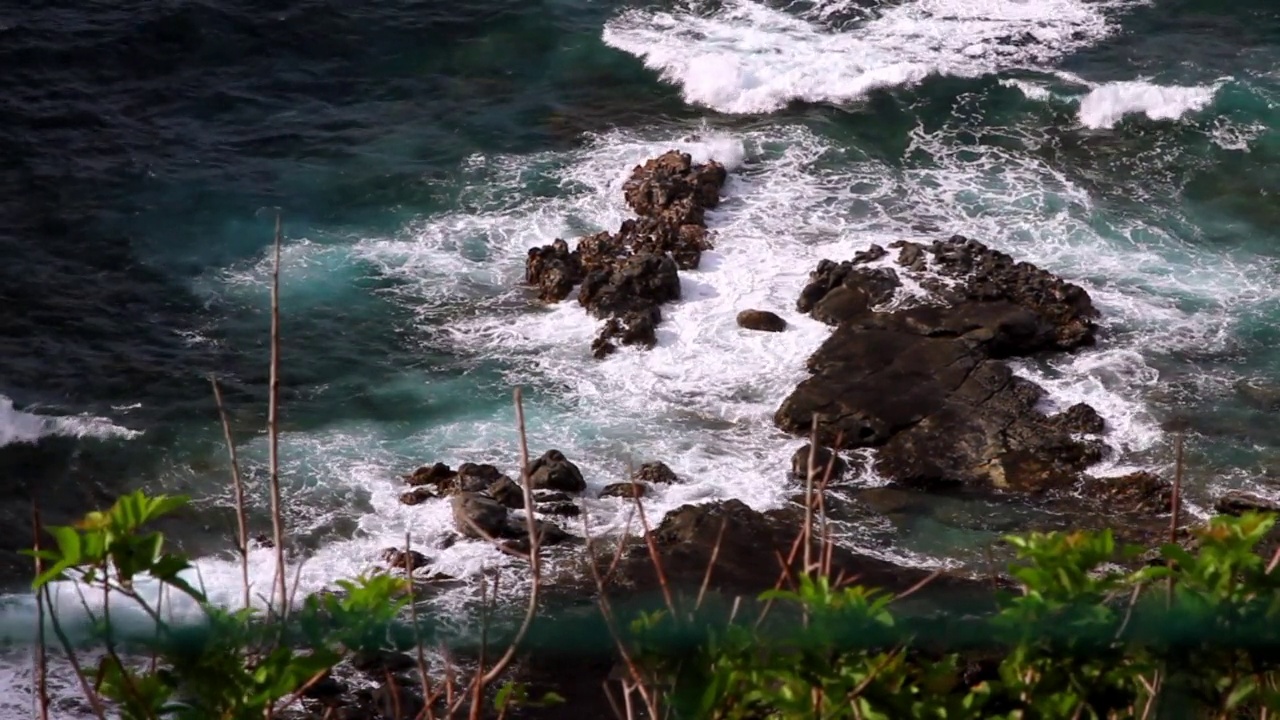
[0,395,141,447]
[1077,80,1221,129]
[602,0,1145,113]
[1000,78,1053,101]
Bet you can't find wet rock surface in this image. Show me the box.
[777,236,1104,493]
[524,150,728,356]
[527,449,586,494]
[736,309,787,332]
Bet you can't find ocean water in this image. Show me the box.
[3,0,1280,713]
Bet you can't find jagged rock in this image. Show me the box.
[736,309,787,332]
[451,492,510,539]
[404,462,455,487]
[525,238,583,302]
[379,548,428,572]
[399,487,436,506]
[634,462,678,485]
[796,262,900,324]
[578,252,680,318]
[776,236,1102,493]
[853,244,888,264]
[1081,472,1172,515]
[528,450,586,493]
[1215,490,1280,516]
[891,240,927,272]
[618,216,714,271]
[488,476,526,509]
[622,150,727,220]
[1050,403,1106,435]
[577,230,629,273]
[789,445,849,483]
[599,482,648,499]
[301,670,345,704]
[592,306,661,359]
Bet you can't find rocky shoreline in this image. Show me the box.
[291,150,1255,718]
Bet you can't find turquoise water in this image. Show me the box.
[4,0,1280,709]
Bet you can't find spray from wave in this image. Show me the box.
[0,395,141,447]
[602,0,1147,113]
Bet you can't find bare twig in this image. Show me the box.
[31,503,49,720]
[267,210,289,618]
[211,375,251,610]
[449,388,543,719]
[34,509,107,720]
[632,492,676,617]
[1167,433,1184,608]
[892,568,944,604]
[804,418,819,575]
[405,532,438,720]
[694,518,728,613]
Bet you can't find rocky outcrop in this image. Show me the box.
[528,450,586,494]
[451,492,511,539]
[789,445,850,483]
[776,236,1103,493]
[1215,490,1280,516]
[524,151,728,356]
[379,547,428,573]
[634,462,678,485]
[599,482,648,499]
[736,309,787,332]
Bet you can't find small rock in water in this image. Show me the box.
[404,462,455,487]
[399,487,436,506]
[790,445,849,483]
[528,449,586,493]
[541,502,581,517]
[736,309,787,332]
[599,482,649,499]
[634,461,679,485]
[379,547,428,572]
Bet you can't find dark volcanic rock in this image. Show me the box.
[634,461,679,485]
[736,309,787,332]
[612,499,985,604]
[853,244,888,264]
[789,445,849,483]
[451,492,510,539]
[1081,472,1172,515]
[528,450,586,494]
[1050,403,1106,435]
[592,306,661,359]
[541,501,582,517]
[1215,490,1280,516]
[525,238,583,303]
[404,462,454,487]
[578,252,680,318]
[379,547,428,573]
[599,482,648,499]
[776,236,1102,493]
[521,150,728,358]
[622,150,727,220]
[488,476,526,509]
[398,487,436,506]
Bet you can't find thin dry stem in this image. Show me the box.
[35,538,108,719]
[211,375,251,610]
[694,517,728,613]
[448,388,542,719]
[404,532,438,720]
[804,417,819,574]
[267,210,289,618]
[31,503,50,720]
[632,492,676,617]
[1167,433,1184,608]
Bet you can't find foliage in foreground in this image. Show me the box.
[25,491,1280,719]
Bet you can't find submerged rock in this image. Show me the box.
[1215,490,1280,516]
[379,547,428,573]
